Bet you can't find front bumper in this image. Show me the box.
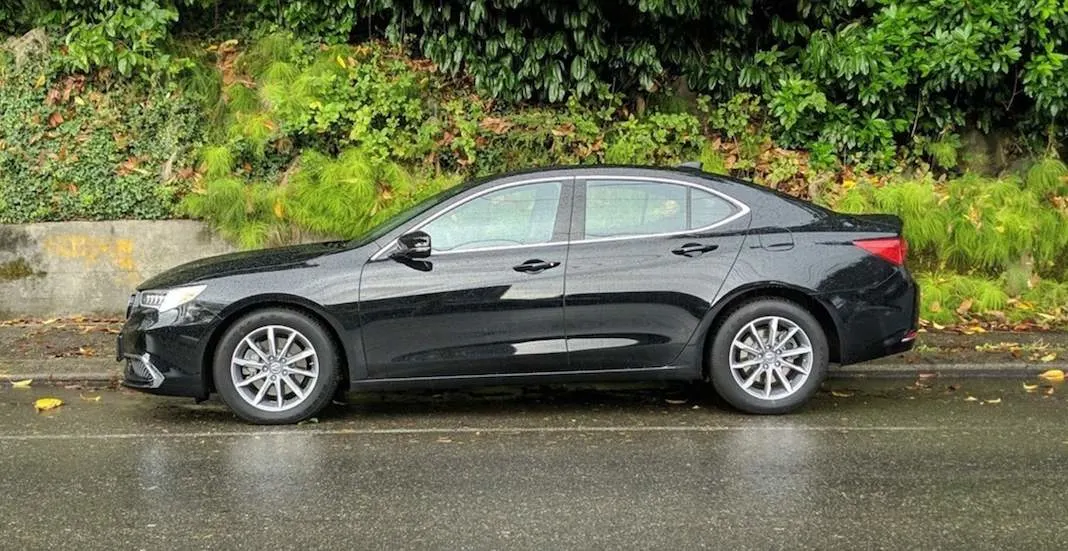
[117,302,220,399]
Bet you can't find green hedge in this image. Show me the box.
[0,44,204,223]
[2,0,1066,164]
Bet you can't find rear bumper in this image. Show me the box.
[823,268,920,365]
[117,303,220,400]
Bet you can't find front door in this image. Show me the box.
[564,176,750,370]
[358,179,572,379]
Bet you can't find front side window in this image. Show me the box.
[423,181,563,252]
[584,181,737,238]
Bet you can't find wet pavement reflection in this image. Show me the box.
[1,378,1065,549]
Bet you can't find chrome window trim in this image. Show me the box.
[370,173,751,260]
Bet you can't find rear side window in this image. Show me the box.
[584,180,737,238]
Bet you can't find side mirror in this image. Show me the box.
[392,231,431,259]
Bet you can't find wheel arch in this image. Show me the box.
[201,294,351,394]
[699,283,843,378]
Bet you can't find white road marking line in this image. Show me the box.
[0,424,1038,441]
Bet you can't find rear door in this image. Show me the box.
[564,175,750,370]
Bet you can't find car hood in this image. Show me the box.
[137,241,350,290]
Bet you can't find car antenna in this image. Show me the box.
[677,161,702,170]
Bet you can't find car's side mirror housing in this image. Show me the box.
[392,231,431,259]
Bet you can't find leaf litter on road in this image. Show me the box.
[34,398,63,412]
[1038,369,1065,382]
[10,379,32,389]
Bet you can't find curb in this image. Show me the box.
[2,373,119,384]
[831,362,1068,379]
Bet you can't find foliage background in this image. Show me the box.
[1,1,1067,327]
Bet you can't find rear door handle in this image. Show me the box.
[671,242,719,257]
[513,259,561,273]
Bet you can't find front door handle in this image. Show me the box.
[671,242,719,257]
[513,259,561,274]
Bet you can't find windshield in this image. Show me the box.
[348,183,472,247]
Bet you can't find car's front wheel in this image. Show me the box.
[709,298,828,414]
[213,308,339,424]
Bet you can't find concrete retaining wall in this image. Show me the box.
[0,221,236,317]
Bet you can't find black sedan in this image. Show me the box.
[118,165,918,424]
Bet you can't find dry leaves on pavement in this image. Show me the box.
[34,398,63,412]
[1039,369,1065,382]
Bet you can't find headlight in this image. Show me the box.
[139,285,207,312]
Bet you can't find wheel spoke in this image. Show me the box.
[244,337,269,362]
[282,375,305,400]
[747,323,765,349]
[731,358,763,370]
[779,346,812,358]
[774,327,799,350]
[764,371,772,398]
[742,366,764,389]
[279,332,297,359]
[252,379,271,404]
[234,358,265,369]
[767,318,779,351]
[275,379,284,408]
[288,367,316,378]
[284,349,316,365]
[783,359,810,375]
[734,340,762,356]
[775,367,793,393]
[237,371,269,387]
[267,327,277,357]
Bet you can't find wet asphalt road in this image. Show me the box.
[0,379,1066,550]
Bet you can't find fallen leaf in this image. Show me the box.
[665,398,687,405]
[10,379,32,389]
[436,437,453,443]
[917,373,937,379]
[1039,353,1058,363]
[297,417,318,425]
[984,398,1002,404]
[831,390,853,397]
[1023,382,1038,392]
[34,398,63,412]
[1038,369,1065,382]
[956,299,973,314]
[79,394,102,402]
[964,396,979,402]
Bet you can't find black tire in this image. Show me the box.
[213,308,340,424]
[708,298,828,414]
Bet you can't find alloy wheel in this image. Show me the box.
[728,315,813,400]
[230,325,319,412]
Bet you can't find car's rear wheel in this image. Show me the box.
[709,298,828,414]
[213,308,339,424]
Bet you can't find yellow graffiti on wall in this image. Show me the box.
[42,234,139,283]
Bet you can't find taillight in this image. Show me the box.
[854,237,907,266]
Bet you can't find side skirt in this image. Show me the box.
[348,365,701,392]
